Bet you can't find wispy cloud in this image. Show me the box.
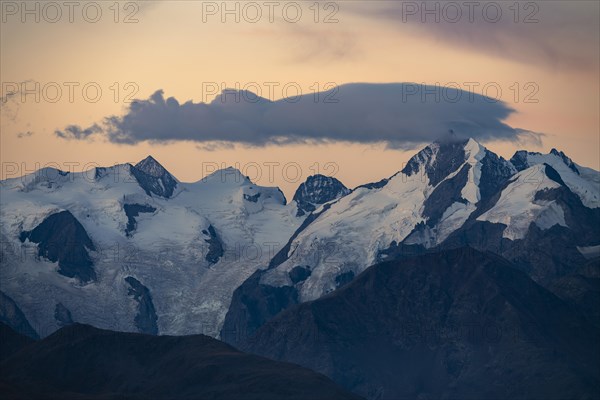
[55,124,102,140]
[349,1,599,70]
[16,131,34,139]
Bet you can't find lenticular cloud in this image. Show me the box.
[55,83,540,148]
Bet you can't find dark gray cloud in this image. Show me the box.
[55,83,540,149]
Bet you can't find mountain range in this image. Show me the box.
[1,137,598,399]
[1,156,347,337]
[221,138,600,344]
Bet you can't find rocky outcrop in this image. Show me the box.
[288,266,312,284]
[19,210,96,283]
[293,175,349,216]
[131,156,178,198]
[0,291,39,340]
[123,203,156,236]
[202,225,224,264]
[402,138,467,186]
[220,270,299,345]
[125,277,158,335]
[54,303,73,327]
[422,163,470,226]
[478,149,515,200]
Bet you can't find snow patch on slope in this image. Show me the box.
[477,164,567,240]
[513,151,599,208]
[461,138,486,204]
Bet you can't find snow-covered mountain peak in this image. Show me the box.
[511,148,578,175]
[200,166,252,186]
[134,156,176,180]
[464,138,485,158]
[292,174,350,216]
[256,137,523,301]
[401,138,473,187]
[6,167,72,192]
[509,148,599,208]
[130,157,178,199]
[1,163,136,193]
[397,137,512,201]
[477,163,567,240]
[4,138,598,341]
[549,148,579,174]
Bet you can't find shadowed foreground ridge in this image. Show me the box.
[0,323,362,400]
[242,247,600,400]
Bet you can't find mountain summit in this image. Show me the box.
[131,155,178,198]
[508,147,599,208]
[293,174,350,216]
[135,155,175,179]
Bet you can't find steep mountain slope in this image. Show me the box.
[259,138,514,301]
[241,248,600,400]
[436,163,600,285]
[222,138,515,342]
[223,139,600,344]
[0,323,362,400]
[0,159,313,338]
[551,257,600,327]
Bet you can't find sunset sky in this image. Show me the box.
[1,0,599,198]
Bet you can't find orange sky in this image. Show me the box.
[1,1,599,198]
